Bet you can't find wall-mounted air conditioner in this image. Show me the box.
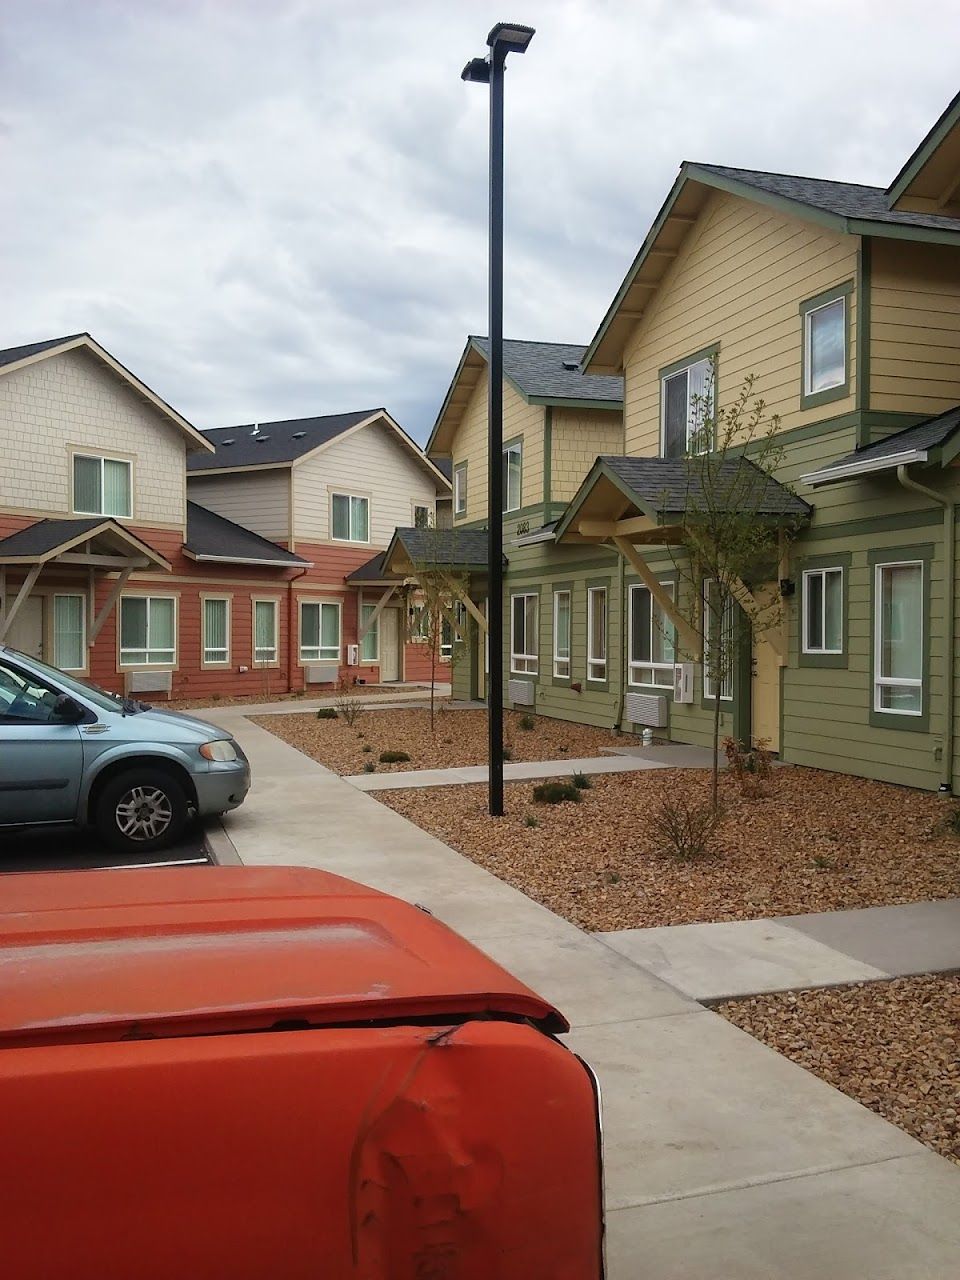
[305,663,339,685]
[624,692,667,728]
[673,663,695,704]
[126,670,172,695]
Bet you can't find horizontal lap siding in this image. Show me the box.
[187,471,290,543]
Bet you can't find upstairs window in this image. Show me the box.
[73,454,132,518]
[453,463,468,515]
[502,441,522,512]
[413,503,433,529]
[331,493,369,542]
[660,357,713,457]
[800,284,850,407]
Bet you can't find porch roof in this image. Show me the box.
[0,517,172,570]
[382,526,494,576]
[345,551,398,585]
[184,502,310,568]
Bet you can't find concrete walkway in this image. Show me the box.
[204,706,960,1277]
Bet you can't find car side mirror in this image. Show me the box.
[53,694,86,724]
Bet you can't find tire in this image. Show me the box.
[95,768,189,853]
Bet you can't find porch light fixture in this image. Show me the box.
[462,19,535,818]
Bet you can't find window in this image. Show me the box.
[202,598,230,665]
[331,493,369,542]
[300,600,341,662]
[52,594,86,671]
[802,568,843,655]
[553,590,571,678]
[804,297,845,395]
[120,596,175,666]
[0,659,62,724]
[502,441,522,513]
[440,602,466,660]
[702,580,733,701]
[409,604,429,642]
[360,602,379,662]
[587,587,607,681]
[511,593,538,674]
[454,463,468,515]
[253,600,278,665]
[874,561,923,716]
[73,454,132,518]
[629,582,676,687]
[661,356,714,457]
[413,503,433,529]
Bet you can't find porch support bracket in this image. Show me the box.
[357,584,398,643]
[89,566,134,644]
[729,575,786,664]
[0,562,44,641]
[611,535,700,655]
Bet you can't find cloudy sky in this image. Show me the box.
[1,1,956,443]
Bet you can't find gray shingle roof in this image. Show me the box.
[185,502,308,565]
[346,551,393,583]
[471,338,623,403]
[693,164,960,234]
[601,455,810,520]
[187,410,380,472]
[0,516,107,557]
[0,335,86,370]
[808,405,960,478]
[394,526,492,568]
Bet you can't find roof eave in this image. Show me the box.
[182,549,312,568]
[801,448,929,487]
[525,394,623,411]
[886,88,960,206]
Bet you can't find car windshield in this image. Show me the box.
[4,649,127,715]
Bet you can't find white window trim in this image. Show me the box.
[330,492,370,544]
[659,358,714,457]
[873,559,923,716]
[359,599,380,663]
[804,295,846,397]
[553,589,571,678]
[453,462,467,515]
[502,440,522,514]
[702,579,733,702]
[801,567,844,655]
[201,594,232,668]
[586,586,607,682]
[412,501,434,529]
[53,592,87,672]
[299,598,342,664]
[71,451,133,519]
[628,581,676,689]
[119,593,178,669]
[252,597,280,668]
[510,592,539,675]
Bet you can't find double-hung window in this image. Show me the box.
[453,463,468,515]
[359,602,379,663]
[661,356,714,457]
[73,454,132,517]
[202,598,230,665]
[587,586,607,681]
[300,600,341,663]
[120,596,176,666]
[331,493,369,542]
[53,594,86,671]
[702,579,733,701]
[253,600,278,665]
[511,593,538,674]
[553,589,571,678]
[629,582,676,687]
[502,441,522,513]
[874,560,923,716]
[802,568,843,655]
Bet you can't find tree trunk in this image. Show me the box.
[429,614,437,735]
[712,686,722,812]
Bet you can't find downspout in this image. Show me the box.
[896,465,954,791]
[613,547,626,732]
[286,567,309,693]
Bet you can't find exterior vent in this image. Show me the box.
[292,431,307,439]
[221,439,234,446]
[126,670,172,695]
[508,678,535,706]
[624,691,667,728]
[305,663,339,685]
[256,435,271,442]
[561,359,579,371]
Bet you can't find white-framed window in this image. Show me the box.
[202,597,231,666]
[120,595,176,666]
[253,599,279,665]
[587,586,607,681]
[413,502,434,529]
[331,493,369,542]
[702,579,733,701]
[454,462,468,515]
[553,589,571,678]
[661,357,713,458]
[629,582,676,688]
[53,594,86,671]
[802,568,843,654]
[804,296,846,396]
[73,453,132,518]
[511,592,538,674]
[359,602,379,663]
[440,602,466,660]
[300,600,341,662]
[502,440,522,513]
[874,560,923,716]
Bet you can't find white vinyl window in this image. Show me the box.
[874,561,923,716]
[73,454,132,518]
[454,463,468,515]
[502,441,522,513]
[702,580,733,701]
[413,503,434,529]
[661,357,713,457]
[805,297,846,395]
[120,596,176,666]
[511,593,539,674]
[553,589,571,678]
[360,602,379,663]
[202,598,230,665]
[331,493,369,542]
[300,600,341,662]
[802,568,843,654]
[587,587,607,681]
[253,600,278,665]
[440,602,466,660]
[53,594,86,671]
[629,582,676,688]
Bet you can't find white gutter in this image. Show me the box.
[801,448,927,487]
[184,552,314,568]
[511,529,556,546]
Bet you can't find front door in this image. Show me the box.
[3,596,43,660]
[0,654,83,825]
[379,608,401,682]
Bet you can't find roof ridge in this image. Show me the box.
[471,335,589,350]
[203,407,382,434]
[689,161,885,195]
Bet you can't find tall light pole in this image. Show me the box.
[462,21,535,817]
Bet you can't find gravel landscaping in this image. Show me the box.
[719,976,960,1165]
[376,767,960,929]
[168,685,409,711]
[252,708,630,774]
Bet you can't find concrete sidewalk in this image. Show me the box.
[345,752,676,790]
[208,707,960,1278]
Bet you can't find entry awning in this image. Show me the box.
[0,517,172,571]
[381,526,497,577]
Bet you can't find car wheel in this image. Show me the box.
[96,768,189,853]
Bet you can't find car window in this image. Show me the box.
[0,660,62,725]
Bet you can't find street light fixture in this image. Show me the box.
[462,20,535,818]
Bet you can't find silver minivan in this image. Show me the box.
[0,646,250,852]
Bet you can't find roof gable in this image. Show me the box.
[887,89,960,214]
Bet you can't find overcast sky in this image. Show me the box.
[1,1,956,443]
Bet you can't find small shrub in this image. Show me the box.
[524,814,540,829]
[443,737,453,744]
[811,852,834,871]
[502,746,513,761]
[210,692,221,702]
[362,761,376,773]
[557,744,568,753]
[335,691,365,728]
[379,750,411,764]
[723,736,773,797]
[532,781,581,806]
[362,744,372,753]
[651,794,719,860]
[517,713,535,731]
[943,807,960,838]
[572,771,592,790]
[605,871,621,885]
[316,707,338,720]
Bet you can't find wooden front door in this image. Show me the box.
[379,608,401,682]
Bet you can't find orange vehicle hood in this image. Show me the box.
[0,865,565,1046]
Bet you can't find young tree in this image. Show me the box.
[407,535,469,733]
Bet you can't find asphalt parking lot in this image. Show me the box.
[0,822,211,873]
